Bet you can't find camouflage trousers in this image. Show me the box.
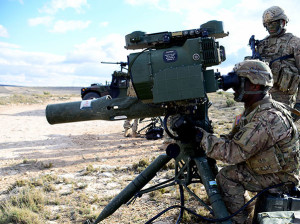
[269,85,296,107]
[216,163,291,224]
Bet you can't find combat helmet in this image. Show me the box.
[233,60,273,87]
[263,6,289,27]
[226,60,274,102]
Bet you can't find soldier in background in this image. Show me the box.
[257,6,300,109]
[124,79,139,137]
[198,60,299,223]
[123,119,138,137]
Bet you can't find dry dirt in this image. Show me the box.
[0,99,161,189]
[0,86,243,224]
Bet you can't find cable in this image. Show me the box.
[163,113,180,140]
[176,185,184,224]
[128,48,150,74]
[145,182,288,223]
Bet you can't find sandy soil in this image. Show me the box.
[0,97,164,194]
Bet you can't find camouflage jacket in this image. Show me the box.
[127,80,137,97]
[257,31,300,96]
[200,95,299,180]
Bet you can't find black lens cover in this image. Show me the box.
[221,72,240,91]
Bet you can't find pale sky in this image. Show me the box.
[0,0,299,86]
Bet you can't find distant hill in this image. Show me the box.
[0,85,81,96]
[0,84,20,87]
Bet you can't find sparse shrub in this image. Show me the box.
[77,193,90,204]
[226,98,235,107]
[90,195,99,204]
[86,164,95,172]
[10,187,45,212]
[82,164,99,176]
[47,195,61,206]
[14,179,28,188]
[7,179,29,192]
[179,207,211,223]
[31,178,44,187]
[41,174,58,183]
[132,158,150,172]
[43,183,56,192]
[78,206,91,215]
[62,177,72,184]
[23,158,37,164]
[0,187,46,224]
[0,205,42,224]
[42,162,53,169]
[162,161,175,170]
[149,190,162,201]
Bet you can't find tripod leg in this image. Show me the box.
[176,184,184,224]
[92,154,171,223]
[194,157,232,224]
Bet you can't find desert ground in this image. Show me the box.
[0,86,243,224]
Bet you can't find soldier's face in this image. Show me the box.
[265,20,283,36]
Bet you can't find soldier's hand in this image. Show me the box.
[294,103,300,111]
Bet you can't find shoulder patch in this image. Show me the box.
[234,114,242,126]
[234,129,246,141]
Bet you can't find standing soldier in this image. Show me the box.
[124,79,139,137]
[257,6,300,109]
[123,119,138,137]
[198,60,299,223]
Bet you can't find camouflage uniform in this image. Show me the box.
[201,96,299,223]
[127,80,137,98]
[257,6,300,107]
[200,60,300,223]
[123,118,138,137]
[124,80,138,137]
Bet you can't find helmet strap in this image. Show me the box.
[276,20,285,35]
[235,77,245,102]
[234,78,270,102]
[244,89,269,95]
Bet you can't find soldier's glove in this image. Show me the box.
[172,116,196,142]
[195,127,204,143]
[294,103,300,110]
[292,103,300,122]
